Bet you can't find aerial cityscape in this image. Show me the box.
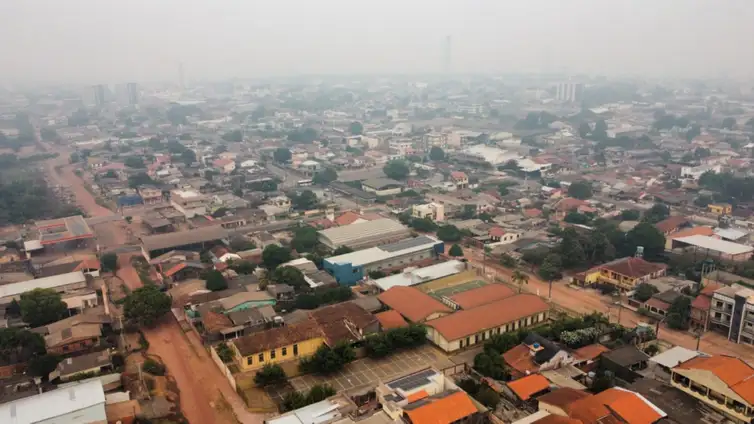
[2,2,754,424]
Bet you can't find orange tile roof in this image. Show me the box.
[573,344,610,362]
[403,391,477,424]
[567,388,664,424]
[450,171,467,180]
[377,286,451,323]
[523,208,543,218]
[537,388,591,409]
[654,216,689,233]
[507,374,550,401]
[676,355,754,404]
[425,294,548,341]
[503,344,539,376]
[202,311,233,333]
[375,310,409,330]
[532,416,582,424]
[163,262,187,277]
[448,284,514,309]
[555,198,587,212]
[335,211,364,226]
[669,226,715,239]
[407,389,429,403]
[488,226,507,238]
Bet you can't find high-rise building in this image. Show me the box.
[555,82,584,103]
[93,84,107,106]
[116,83,140,105]
[127,83,139,105]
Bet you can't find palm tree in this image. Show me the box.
[512,270,529,294]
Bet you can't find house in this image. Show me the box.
[361,178,405,197]
[488,226,520,244]
[230,318,325,372]
[507,374,551,402]
[708,203,732,215]
[0,379,107,424]
[690,282,722,330]
[377,286,452,323]
[0,271,88,306]
[575,257,667,292]
[50,349,112,382]
[402,391,480,424]
[708,284,754,345]
[323,236,444,286]
[411,203,445,222]
[210,245,241,263]
[654,215,690,236]
[503,334,574,378]
[552,198,587,220]
[443,284,514,310]
[309,302,379,345]
[266,394,360,424]
[375,310,409,330]
[664,226,715,250]
[424,294,549,353]
[541,387,666,424]
[671,234,754,262]
[601,345,650,383]
[45,323,103,355]
[639,290,690,318]
[671,355,754,422]
[212,158,236,173]
[449,171,468,189]
[169,189,210,218]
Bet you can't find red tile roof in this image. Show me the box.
[403,391,478,424]
[335,211,363,226]
[489,227,507,238]
[573,344,610,362]
[375,310,409,330]
[690,294,711,311]
[668,226,715,239]
[163,262,187,277]
[450,171,467,180]
[426,294,548,341]
[555,198,587,212]
[537,388,591,410]
[507,374,550,400]
[378,286,451,323]
[523,208,543,218]
[447,284,514,309]
[654,216,689,233]
[503,344,539,376]
[532,416,582,424]
[599,257,667,279]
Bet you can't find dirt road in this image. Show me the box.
[145,319,267,424]
[464,246,754,361]
[45,155,112,218]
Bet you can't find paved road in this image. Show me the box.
[463,245,754,361]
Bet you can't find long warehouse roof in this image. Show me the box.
[318,218,407,246]
[326,235,440,267]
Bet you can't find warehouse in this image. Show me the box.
[672,234,754,262]
[323,236,444,286]
[141,226,229,259]
[317,218,410,250]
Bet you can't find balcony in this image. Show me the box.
[709,314,732,326]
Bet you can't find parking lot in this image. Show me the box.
[267,345,453,403]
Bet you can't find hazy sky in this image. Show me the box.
[2,0,753,84]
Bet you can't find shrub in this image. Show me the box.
[142,358,166,376]
[364,325,426,358]
[216,342,235,363]
[254,363,286,386]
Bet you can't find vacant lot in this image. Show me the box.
[267,345,453,402]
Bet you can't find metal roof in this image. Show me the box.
[0,271,86,300]
[0,379,106,424]
[373,260,466,291]
[318,218,407,247]
[141,226,228,252]
[674,234,754,255]
[325,236,440,267]
[649,346,702,369]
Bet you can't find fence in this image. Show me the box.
[209,345,237,391]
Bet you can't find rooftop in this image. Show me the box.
[0,271,87,301]
[654,215,689,233]
[233,319,323,356]
[567,387,666,424]
[599,257,667,279]
[0,379,106,423]
[507,374,550,401]
[674,355,754,405]
[446,284,514,309]
[326,236,439,267]
[674,234,754,255]
[374,310,408,330]
[318,218,407,247]
[403,391,478,424]
[377,286,451,323]
[34,215,94,246]
[649,346,701,369]
[425,294,549,341]
[141,226,229,252]
[371,260,466,291]
[309,302,377,345]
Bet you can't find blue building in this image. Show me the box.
[323,236,444,286]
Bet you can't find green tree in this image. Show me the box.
[625,222,666,260]
[205,270,228,291]
[666,296,692,330]
[291,190,318,210]
[128,172,156,189]
[222,130,243,142]
[620,209,641,221]
[262,245,293,269]
[383,160,410,180]
[332,246,353,255]
[180,149,196,165]
[449,244,464,257]
[270,266,307,290]
[100,252,118,272]
[436,225,462,242]
[282,391,308,412]
[306,384,336,403]
[313,168,338,185]
[142,358,166,376]
[299,343,355,375]
[578,122,591,138]
[512,270,529,294]
[410,217,438,232]
[474,386,501,409]
[28,354,61,378]
[660,151,671,162]
[0,328,45,365]
[634,283,659,302]
[291,226,319,253]
[124,156,145,169]
[273,147,292,163]
[722,117,736,130]
[567,181,593,199]
[368,270,386,279]
[539,254,563,299]
[254,363,286,386]
[215,342,236,363]
[473,351,509,380]
[564,211,591,225]
[229,260,256,275]
[20,289,68,327]
[429,146,445,161]
[592,119,608,140]
[40,127,59,142]
[349,121,364,135]
[642,204,669,224]
[686,124,701,142]
[124,285,172,327]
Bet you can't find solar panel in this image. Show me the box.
[380,236,435,253]
[387,368,437,391]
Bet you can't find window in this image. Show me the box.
[466,337,470,346]
[258,353,264,362]
[459,340,464,349]
[293,344,299,356]
[474,335,479,344]
[282,347,288,356]
[352,268,359,274]
[270,349,276,359]
[63,345,69,352]
[247,357,253,366]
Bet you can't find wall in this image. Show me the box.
[226,299,277,313]
[209,345,237,391]
[428,311,549,353]
[235,336,325,372]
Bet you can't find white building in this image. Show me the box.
[681,164,721,180]
[412,203,445,222]
[459,145,520,166]
[0,379,106,423]
[556,82,584,103]
[170,189,209,218]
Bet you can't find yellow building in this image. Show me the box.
[671,355,754,422]
[231,319,325,372]
[573,257,667,291]
[708,203,732,215]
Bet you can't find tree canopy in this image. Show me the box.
[20,289,68,327]
[291,190,318,210]
[642,204,669,224]
[270,266,307,290]
[383,160,410,180]
[538,254,563,282]
[449,244,464,257]
[429,146,445,161]
[291,226,319,253]
[123,285,171,327]
[567,181,593,200]
[205,270,228,291]
[436,225,462,242]
[273,147,292,163]
[222,130,243,142]
[124,156,145,169]
[313,168,337,185]
[262,245,293,269]
[349,121,363,135]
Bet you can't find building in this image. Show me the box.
[138,186,163,205]
[654,215,691,236]
[708,284,754,345]
[709,203,733,215]
[24,215,95,255]
[671,355,754,422]
[503,334,574,378]
[449,172,468,190]
[690,282,722,331]
[0,271,88,306]
[555,82,584,103]
[45,322,103,355]
[362,178,405,197]
[538,387,666,424]
[411,203,445,222]
[93,84,108,106]
[442,284,514,310]
[50,350,112,382]
[323,236,444,286]
[681,164,721,180]
[0,379,107,423]
[377,286,452,323]
[425,294,549,352]
[115,82,139,106]
[170,189,210,218]
[213,158,236,174]
[370,260,467,292]
[141,226,228,259]
[231,319,325,372]
[672,235,753,262]
[318,218,411,250]
[265,394,359,424]
[576,257,667,291]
